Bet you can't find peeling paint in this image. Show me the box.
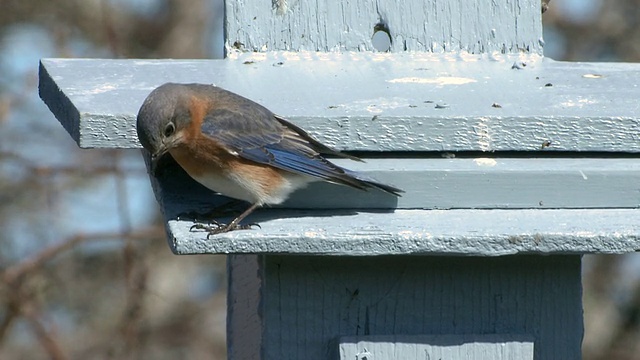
[474,117,492,152]
[579,170,588,180]
[474,158,497,166]
[85,84,117,94]
[341,97,411,113]
[558,98,597,108]
[387,77,476,85]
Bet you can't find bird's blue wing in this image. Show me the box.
[200,108,365,187]
[200,108,283,151]
[200,106,402,195]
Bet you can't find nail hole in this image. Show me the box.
[372,22,391,52]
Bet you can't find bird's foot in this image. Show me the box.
[190,221,261,238]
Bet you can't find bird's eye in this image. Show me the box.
[164,122,175,137]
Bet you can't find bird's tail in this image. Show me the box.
[343,169,404,196]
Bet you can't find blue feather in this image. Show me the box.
[240,145,348,184]
[199,108,402,195]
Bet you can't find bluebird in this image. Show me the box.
[136,83,402,235]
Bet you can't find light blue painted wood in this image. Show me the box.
[39,57,640,152]
[226,256,261,359]
[227,255,581,360]
[339,335,534,360]
[143,154,640,256]
[287,157,640,209]
[169,208,640,255]
[140,150,640,255]
[148,155,640,211]
[225,0,543,54]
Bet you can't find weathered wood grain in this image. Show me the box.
[227,255,581,360]
[226,0,542,54]
[150,154,640,211]
[39,56,640,152]
[168,208,640,255]
[339,335,534,360]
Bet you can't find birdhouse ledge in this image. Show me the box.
[38,56,640,256]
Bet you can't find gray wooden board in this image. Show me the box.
[147,154,640,255]
[152,156,640,211]
[226,256,261,360]
[225,0,542,54]
[168,208,640,255]
[338,334,534,360]
[248,255,581,360]
[39,55,640,152]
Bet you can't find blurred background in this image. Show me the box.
[0,0,639,359]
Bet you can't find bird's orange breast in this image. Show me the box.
[170,140,295,204]
[167,95,304,204]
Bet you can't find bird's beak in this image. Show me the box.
[150,143,171,176]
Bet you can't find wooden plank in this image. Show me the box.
[225,0,542,54]
[166,208,640,255]
[227,255,262,360]
[39,56,640,152]
[339,335,534,360]
[288,157,640,209]
[252,255,580,360]
[145,155,640,256]
[151,155,640,210]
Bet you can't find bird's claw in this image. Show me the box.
[190,221,261,238]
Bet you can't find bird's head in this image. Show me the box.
[136,83,194,172]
